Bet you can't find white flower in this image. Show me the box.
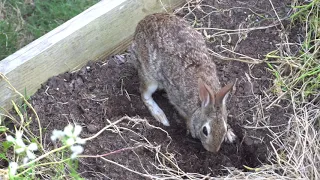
[9,162,18,176]
[7,131,25,148]
[23,157,29,165]
[26,143,38,159]
[64,124,74,137]
[70,145,84,159]
[50,129,65,142]
[64,124,86,145]
[6,131,38,161]
[15,139,26,154]
[22,143,37,164]
[6,130,23,144]
[17,142,37,159]
[66,137,75,146]
[75,137,86,145]
[51,124,86,159]
[6,135,15,143]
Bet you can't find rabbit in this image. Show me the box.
[130,13,236,153]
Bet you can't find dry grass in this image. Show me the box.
[1,0,319,179]
[76,0,319,179]
[173,0,319,179]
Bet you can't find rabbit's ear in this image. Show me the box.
[215,82,234,106]
[198,79,212,108]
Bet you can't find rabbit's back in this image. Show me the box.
[133,13,221,117]
[132,13,236,152]
[134,13,210,65]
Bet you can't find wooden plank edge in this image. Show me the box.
[0,0,185,113]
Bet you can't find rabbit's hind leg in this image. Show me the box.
[140,79,170,126]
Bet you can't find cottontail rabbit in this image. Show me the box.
[131,13,236,153]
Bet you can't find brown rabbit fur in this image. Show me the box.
[131,13,235,153]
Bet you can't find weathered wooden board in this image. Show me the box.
[0,0,184,111]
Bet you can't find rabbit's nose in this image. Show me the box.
[203,143,221,153]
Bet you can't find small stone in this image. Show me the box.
[87,124,99,133]
[244,137,253,146]
[34,105,40,112]
[265,28,270,34]
[254,139,261,144]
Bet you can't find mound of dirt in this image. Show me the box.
[20,0,295,179]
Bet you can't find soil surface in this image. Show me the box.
[10,0,296,179]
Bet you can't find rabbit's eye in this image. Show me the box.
[202,126,208,136]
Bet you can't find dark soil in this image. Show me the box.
[13,0,296,179]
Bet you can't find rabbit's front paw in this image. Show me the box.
[142,82,170,126]
[152,107,170,126]
[143,95,170,126]
[224,127,236,143]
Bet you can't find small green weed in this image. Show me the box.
[266,0,320,102]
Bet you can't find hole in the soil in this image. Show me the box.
[151,89,267,173]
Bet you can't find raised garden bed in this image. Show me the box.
[1,0,318,179]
